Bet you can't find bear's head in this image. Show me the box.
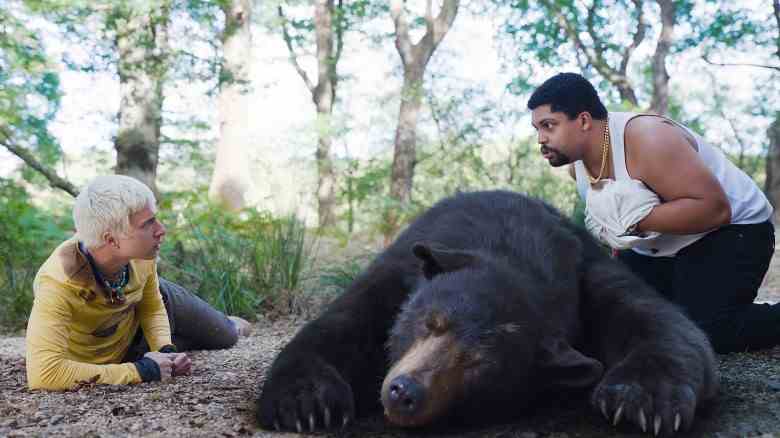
[381,241,603,428]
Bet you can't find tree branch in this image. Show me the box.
[431,0,459,46]
[334,0,345,70]
[702,54,780,72]
[278,5,315,93]
[0,127,78,197]
[619,0,646,75]
[547,0,600,72]
[586,1,605,65]
[390,0,413,63]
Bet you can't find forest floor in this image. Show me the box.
[2,242,780,438]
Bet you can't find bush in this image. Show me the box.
[158,190,310,319]
[0,179,72,330]
[317,253,372,294]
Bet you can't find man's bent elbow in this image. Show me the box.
[713,198,732,228]
[27,372,71,391]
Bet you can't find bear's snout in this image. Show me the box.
[381,333,467,427]
[386,374,425,415]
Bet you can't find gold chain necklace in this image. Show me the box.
[588,119,610,184]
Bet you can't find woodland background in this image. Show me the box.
[1,0,778,331]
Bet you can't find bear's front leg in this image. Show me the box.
[581,260,718,436]
[590,349,703,436]
[257,349,356,432]
[257,263,412,432]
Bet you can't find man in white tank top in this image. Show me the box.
[528,72,777,354]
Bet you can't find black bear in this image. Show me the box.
[257,190,718,436]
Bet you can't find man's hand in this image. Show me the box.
[143,352,190,381]
[171,353,192,377]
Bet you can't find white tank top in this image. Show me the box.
[575,112,773,257]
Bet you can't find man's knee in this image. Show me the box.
[700,303,780,353]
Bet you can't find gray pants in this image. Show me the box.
[123,277,238,361]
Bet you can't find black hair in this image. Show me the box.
[527,72,608,120]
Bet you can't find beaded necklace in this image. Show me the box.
[101,264,129,304]
[79,241,129,304]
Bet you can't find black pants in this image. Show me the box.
[123,277,238,361]
[618,220,779,354]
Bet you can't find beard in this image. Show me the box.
[540,145,571,167]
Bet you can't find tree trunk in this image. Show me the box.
[649,0,675,115]
[765,0,780,222]
[279,0,341,228]
[766,116,780,223]
[389,68,425,218]
[114,2,170,199]
[209,0,254,211]
[313,0,338,227]
[615,78,639,108]
[386,0,459,242]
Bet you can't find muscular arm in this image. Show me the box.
[624,117,731,234]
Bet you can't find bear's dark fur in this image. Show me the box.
[257,190,718,436]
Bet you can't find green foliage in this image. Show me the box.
[0,179,72,330]
[496,0,638,94]
[334,156,394,236]
[157,189,310,319]
[0,3,65,180]
[317,254,371,295]
[678,3,768,53]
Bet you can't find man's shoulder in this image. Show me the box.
[129,258,156,275]
[35,238,92,296]
[624,115,690,158]
[128,258,158,287]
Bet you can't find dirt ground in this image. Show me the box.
[2,246,780,437]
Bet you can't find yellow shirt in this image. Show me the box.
[25,237,172,390]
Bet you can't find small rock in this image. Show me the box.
[49,415,64,425]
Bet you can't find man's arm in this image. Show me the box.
[137,263,172,352]
[624,117,731,234]
[25,281,143,390]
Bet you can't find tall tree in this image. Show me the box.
[279,0,346,227]
[385,0,459,240]
[0,1,76,195]
[766,118,780,222]
[498,0,689,114]
[649,0,675,115]
[113,1,171,198]
[209,0,254,210]
[765,0,780,221]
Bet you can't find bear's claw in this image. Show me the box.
[591,377,696,437]
[257,355,355,432]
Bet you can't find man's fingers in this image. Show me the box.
[172,354,192,376]
[172,353,189,367]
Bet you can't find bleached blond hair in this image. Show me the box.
[73,175,157,248]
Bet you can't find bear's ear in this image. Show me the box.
[412,241,476,280]
[535,336,604,390]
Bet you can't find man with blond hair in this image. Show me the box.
[26,174,248,390]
